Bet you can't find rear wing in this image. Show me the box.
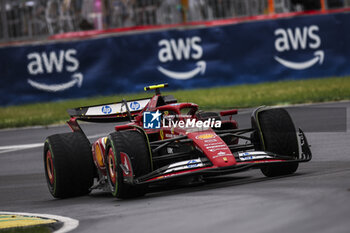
[67,98,151,122]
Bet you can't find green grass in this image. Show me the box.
[0,76,350,129]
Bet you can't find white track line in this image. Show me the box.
[0,211,79,233]
[0,149,23,155]
[0,133,107,154]
[0,143,43,151]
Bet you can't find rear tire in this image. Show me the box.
[254,108,299,177]
[105,130,152,199]
[44,132,94,198]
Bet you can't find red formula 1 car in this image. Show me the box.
[44,84,311,199]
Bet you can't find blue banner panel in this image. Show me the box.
[1,12,350,106]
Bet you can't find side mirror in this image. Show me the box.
[219,109,238,116]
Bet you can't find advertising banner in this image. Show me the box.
[0,11,349,105]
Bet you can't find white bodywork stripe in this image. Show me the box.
[85,99,150,116]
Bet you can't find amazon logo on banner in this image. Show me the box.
[274,25,324,70]
[157,36,205,80]
[26,49,83,92]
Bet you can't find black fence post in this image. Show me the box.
[0,0,9,41]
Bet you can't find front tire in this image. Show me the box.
[44,132,95,198]
[105,130,152,199]
[253,108,299,177]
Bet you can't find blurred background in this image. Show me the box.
[1,0,349,44]
[1,0,350,127]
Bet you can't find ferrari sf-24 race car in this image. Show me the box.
[44,84,312,199]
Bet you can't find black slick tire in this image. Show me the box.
[255,108,299,177]
[44,132,95,198]
[105,130,152,199]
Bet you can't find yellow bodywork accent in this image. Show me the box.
[0,215,56,229]
[160,129,164,140]
[144,84,167,91]
[95,144,105,167]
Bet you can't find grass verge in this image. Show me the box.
[0,76,349,129]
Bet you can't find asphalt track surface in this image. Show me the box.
[0,101,349,233]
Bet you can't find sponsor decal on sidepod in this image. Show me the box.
[196,134,216,140]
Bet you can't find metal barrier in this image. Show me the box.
[186,0,268,20]
[0,0,349,43]
[0,0,48,42]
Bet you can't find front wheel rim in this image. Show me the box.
[108,147,117,185]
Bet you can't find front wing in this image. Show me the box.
[131,127,312,184]
[134,150,311,184]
